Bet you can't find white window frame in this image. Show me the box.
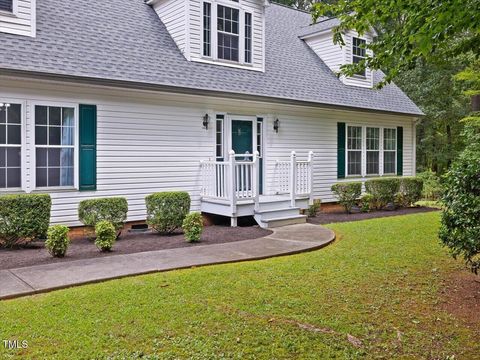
[30,101,79,191]
[202,0,252,65]
[215,114,224,160]
[352,36,367,78]
[383,127,397,175]
[202,1,212,58]
[0,98,26,192]
[346,125,363,177]
[345,124,398,178]
[365,127,380,176]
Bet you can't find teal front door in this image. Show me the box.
[232,120,253,157]
[231,120,263,194]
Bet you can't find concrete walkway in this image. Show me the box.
[0,223,335,300]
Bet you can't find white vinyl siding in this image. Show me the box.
[0,0,35,37]
[152,0,188,56]
[303,30,374,88]
[0,76,415,225]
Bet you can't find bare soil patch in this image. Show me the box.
[0,225,272,270]
[440,270,480,329]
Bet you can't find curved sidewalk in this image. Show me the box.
[0,223,335,300]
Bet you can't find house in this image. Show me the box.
[0,0,422,228]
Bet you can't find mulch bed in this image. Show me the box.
[308,206,440,225]
[0,225,272,271]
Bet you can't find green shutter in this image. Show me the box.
[337,122,346,179]
[397,126,403,176]
[79,104,97,191]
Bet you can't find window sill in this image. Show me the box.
[33,187,78,193]
[0,10,17,18]
[0,188,25,194]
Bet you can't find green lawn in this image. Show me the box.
[1,212,478,359]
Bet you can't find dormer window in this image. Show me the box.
[352,37,366,77]
[201,1,256,65]
[151,0,265,71]
[0,0,13,13]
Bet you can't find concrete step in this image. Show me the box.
[257,199,292,211]
[254,207,301,221]
[257,215,307,229]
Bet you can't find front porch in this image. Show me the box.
[200,150,314,228]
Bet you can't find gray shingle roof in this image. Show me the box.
[298,17,340,38]
[0,0,423,116]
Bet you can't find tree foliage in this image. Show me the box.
[439,61,480,274]
[395,59,470,174]
[311,0,480,87]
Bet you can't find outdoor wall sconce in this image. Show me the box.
[273,118,280,133]
[202,113,210,130]
[0,103,10,109]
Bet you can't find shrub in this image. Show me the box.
[417,171,443,200]
[78,197,128,233]
[439,123,480,274]
[307,199,322,217]
[398,177,424,207]
[45,225,70,257]
[0,194,51,248]
[331,182,362,213]
[146,192,191,234]
[95,221,116,252]
[365,178,400,209]
[359,193,374,213]
[182,212,204,242]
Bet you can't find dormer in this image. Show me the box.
[0,0,36,37]
[148,0,268,72]
[300,21,376,88]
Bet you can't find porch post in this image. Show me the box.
[308,151,314,205]
[229,150,237,226]
[253,150,260,211]
[290,151,297,207]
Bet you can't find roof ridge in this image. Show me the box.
[270,2,310,15]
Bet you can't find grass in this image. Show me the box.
[0,212,477,359]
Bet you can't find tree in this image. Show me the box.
[395,59,470,174]
[311,0,480,87]
[439,61,480,274]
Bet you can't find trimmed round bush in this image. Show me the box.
[331,182,362,213]
[146,192,191,234]
[365,178,400,209]
[0,194,51,248]
[78,197,128,233]
[45,225,70,258]
[182,212,204,242]
[95,221,116,252]
[399,177,424,207]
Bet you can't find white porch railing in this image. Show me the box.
[275,151,314,207]
[201,150,313,213]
